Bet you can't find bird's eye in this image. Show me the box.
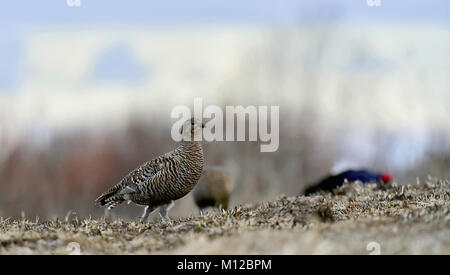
[191,123,194,125]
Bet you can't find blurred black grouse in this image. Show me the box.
[304,170,392,195]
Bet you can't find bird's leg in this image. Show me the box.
[159,201,174,222]
[140,205,154,223]
[103,208,111,221]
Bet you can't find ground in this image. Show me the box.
[1,178,449,254]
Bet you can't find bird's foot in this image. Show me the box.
[158,201,173,224]
[161,218,173,227]
[161,215,171,223]
[138,223,151,234]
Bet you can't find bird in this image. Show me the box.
[303,169,392,196]
[193,167,234,211]
[95,118,205,223]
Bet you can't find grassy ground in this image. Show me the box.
[1,178,449,254]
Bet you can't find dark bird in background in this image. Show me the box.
[304,170,392,196]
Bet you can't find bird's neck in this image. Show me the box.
[176,141,203,155]
[176,141,204,176]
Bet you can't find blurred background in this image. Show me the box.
[0,0,449,220]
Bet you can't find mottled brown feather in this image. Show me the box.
[95,139,204,210]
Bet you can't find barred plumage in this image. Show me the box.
[193,167,234,210]
[95,118,204,222]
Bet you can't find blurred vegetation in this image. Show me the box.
[0,115,449,220]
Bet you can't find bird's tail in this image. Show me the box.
[95,185,125,210]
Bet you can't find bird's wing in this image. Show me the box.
[121,152,179,188]
[95,152,178,205]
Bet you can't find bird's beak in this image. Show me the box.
[201,123,205,128]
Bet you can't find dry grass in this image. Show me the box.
[1,177,449,254]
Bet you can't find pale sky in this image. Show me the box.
[0,0,449,27]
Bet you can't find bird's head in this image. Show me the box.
[179,117,205,141]
[381,173,392,183]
